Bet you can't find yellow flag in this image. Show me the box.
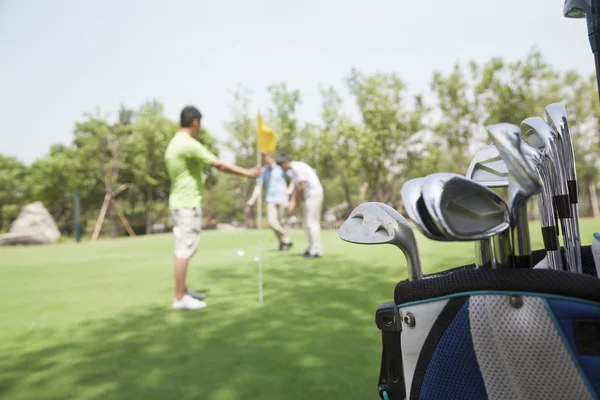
[256,113,277,153]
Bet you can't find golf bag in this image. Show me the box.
[376,246,600,400]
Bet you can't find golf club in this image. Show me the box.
[520,141,565,270]
[486,123,542,269]
[545,102,582,271]
[339,202,423,280]
[564,0,600,101]
[420,172,512,269]
[403,177,501,269]
[402,177,459,241]
[521,117,581,273]
[465,145,509,269]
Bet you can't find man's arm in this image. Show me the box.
[285,180,295,197]
[185,139,260,178]
[289,181,305,214]
[247,183,262,206]
[211,159,260,178]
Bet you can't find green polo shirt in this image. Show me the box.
[165,131,217,210]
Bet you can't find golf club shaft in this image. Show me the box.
[475,239,494,268]
[569,190,583,273]
[511,202,532,268]
[538,198,563,270]
[594,51,600,103]
[492,229,512,269]
[559,217,579,273]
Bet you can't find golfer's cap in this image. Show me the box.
[276,153,290,164]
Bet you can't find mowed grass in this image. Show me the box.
[1,219,599,400]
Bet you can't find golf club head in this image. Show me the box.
[521,117,570,203]
[546,102,582,272]
[421,173,510,241]
[339,202,423,280]
[564,0,590,18]
[486,123,541,197]
[521,141,564,270]
[402,178,447,241]
[545,102,577,181]
[466,145,509,188]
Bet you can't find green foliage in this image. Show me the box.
[3,49,600,234]
[0,155,28,230]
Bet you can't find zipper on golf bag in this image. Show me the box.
[375,301,405,400]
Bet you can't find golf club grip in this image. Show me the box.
[568,180,578,204]
[554,195,572,219]
[541,226,559,251]
[594,50,600,103]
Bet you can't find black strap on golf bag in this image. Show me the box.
[376,301,405,400]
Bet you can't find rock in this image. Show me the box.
[0,202,61,246]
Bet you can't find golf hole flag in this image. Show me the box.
[254,112,277,304]
[257,113,277,153]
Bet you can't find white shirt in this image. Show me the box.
[290,161,324,199]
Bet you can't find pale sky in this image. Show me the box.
[0,0,595,164]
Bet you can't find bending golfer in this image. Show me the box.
[165,105,260,310]
[246,152,293,251]
[277,154,324,258]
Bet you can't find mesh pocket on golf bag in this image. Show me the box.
[401,294,600,400]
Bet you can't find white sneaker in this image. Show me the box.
[171,294,207,310]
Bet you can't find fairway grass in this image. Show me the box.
[1,219,599,399]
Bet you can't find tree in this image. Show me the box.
[74,111,132,239]
[430,62,479,171]
[267,83,302,156]
[0,155,28,231]
[312,86,362,215]
[127,101,175,234]
[27,144,103,234]
[346,68,427,207]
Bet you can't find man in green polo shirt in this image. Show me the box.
[165,105,260,310]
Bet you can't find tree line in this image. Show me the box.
[1,48,600,238]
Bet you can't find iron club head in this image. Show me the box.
[486,123,541,268]
[339,202,423,280]
[466,144,509,188]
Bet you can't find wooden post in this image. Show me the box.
[111,198,136,237]
[91,193,111,241]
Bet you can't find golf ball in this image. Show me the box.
[253,256,260,262]
[237,249,245,256]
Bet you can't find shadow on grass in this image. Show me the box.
[0,255,398,400]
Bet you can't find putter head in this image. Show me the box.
[486,123,541,199]
[564,0,590,18]
[402,178,448,240]
[466,144,509,188]
[421,173,510,241]
[339,202,422,279]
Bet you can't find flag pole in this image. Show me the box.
[256,118,264,304]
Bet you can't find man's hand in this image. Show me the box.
[285,188,293,196]
[247,166,261,178]
[246,200,254,207]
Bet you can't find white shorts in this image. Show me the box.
[172,208,202,259]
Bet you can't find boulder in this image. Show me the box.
[0,202,61,246]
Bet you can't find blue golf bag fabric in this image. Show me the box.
[379,246,600,400]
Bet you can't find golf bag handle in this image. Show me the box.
[375,301,405,400]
